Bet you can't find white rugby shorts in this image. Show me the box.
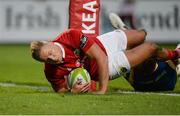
[97,30,131,80]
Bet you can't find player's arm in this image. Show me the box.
[69,29,109,94]
[55,76,69,93]
[86,43,109,94]
[44,66,69,93]
[51,78,70,93]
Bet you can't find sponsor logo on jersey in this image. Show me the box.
[118,67,129,77]
[74,49,81,57]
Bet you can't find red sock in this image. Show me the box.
[167,50,178,59]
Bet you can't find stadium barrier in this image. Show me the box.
[0,0,179,43]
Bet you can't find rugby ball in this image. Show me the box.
[67,68,91,89]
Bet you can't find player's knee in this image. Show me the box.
[145,42,158,54]
[138,29,147,41]
[134,30,146,43]
[139,29,147,37]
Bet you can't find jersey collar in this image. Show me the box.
[54,42,65,59]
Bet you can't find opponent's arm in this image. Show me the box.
[86,43,109,94]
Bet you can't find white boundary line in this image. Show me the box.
[117,90,180,97]
[0,82,49,92]
[1,82,180,96]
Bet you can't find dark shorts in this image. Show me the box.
[132,61,177,91]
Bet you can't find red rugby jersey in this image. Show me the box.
[44,29,106,92]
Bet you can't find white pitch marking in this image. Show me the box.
[117,90,180,97]
[0,82,49,92]
[1,82,180,96]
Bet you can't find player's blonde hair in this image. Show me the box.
[30,41,48,61]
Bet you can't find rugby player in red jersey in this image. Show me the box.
[30,27,180,94]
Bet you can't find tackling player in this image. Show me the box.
[109,12,180,91]
[125,58,179,91]
[30,17,180,95]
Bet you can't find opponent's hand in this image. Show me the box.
[71,80,90,94]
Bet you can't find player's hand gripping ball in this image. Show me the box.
[67,68,91,89]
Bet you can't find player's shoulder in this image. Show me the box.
[156,60,177,74]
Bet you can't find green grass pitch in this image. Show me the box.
[0,44,180,115]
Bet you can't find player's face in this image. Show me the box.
[39,43,63,64]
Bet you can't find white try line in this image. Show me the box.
[1,82,180,96]
[116,90,180,97]
[0,82,50,92]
